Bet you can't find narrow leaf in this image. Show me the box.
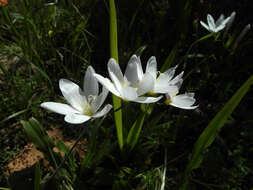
[180,75,253,189]
[126,112,146,151]
[0,109,27,124]
[34,162,41,190]
[109,0,123,151]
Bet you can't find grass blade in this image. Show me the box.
[109,0,123,151]
[180,75,253,189]
[126,112,146,151]
[0,109,27,124]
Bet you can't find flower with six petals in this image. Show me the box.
[133,55,183,95]
[94,57,162,103]
[41,66,112,124]
[200,13,232,33]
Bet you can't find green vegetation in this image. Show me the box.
[0,0,253,189]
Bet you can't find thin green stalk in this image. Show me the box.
[109,0,123,151]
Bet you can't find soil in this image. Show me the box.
[5,127,87,175]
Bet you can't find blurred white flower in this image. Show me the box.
[41,66,112,124]
[235,24,251,45]
[200,13,232,33]
[94,57,162,103]
[165,74,198,110]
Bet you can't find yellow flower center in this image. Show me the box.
[80,95,96,116]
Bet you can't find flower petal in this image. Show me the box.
[200,21,210,31]
[214,24,226,33]
[207,14,216,30]
[91,86,109,113]
[92,104,112,118]
[124,55,139,87]
[167,85,180,96]
[109,68,123,94]
[170,93,198,109]
[40,102,80,115]
[59,79,86,112]
[84,66,98,97]
[226,12,236,31]
[168,71,184,85]
[64,114,91,124]
[136,56,144,80]
[94,74,120,97]
[146,56,157,79]
[121,86,138,101]
[135,96,163,103]
[215,14,224,26]
[221,16,231,26]
[163,65,178,81]
[108,58,124,83]
[154,66,178,94]
[137,73,155,96]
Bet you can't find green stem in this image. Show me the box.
[109,0,124,150]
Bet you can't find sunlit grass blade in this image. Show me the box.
[109,0,123,151]
[180,75,253,190]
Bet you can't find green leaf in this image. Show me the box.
[109,0,123,151]
[56,139,76,170]
[126,104,152,151]
[21,118,57,168]
[34,162,41,190]
[56,139,70,155]
[0,109,27,124]
[21,119,47,152]
[29,118,54,148]
[195,33,214,43]
[180,75,253,190]
[29,62,53,87]
[126,112,146,151]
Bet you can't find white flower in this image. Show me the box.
[200,13,232,33]
[94,57,162,103]
[165,80,198,110]
[134,55,183,94]
[41,66,112,124]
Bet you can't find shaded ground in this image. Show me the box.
[5,127,87,175]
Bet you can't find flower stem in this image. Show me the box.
[109,0,124,151]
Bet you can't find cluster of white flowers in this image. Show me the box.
[41,55,198,124]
